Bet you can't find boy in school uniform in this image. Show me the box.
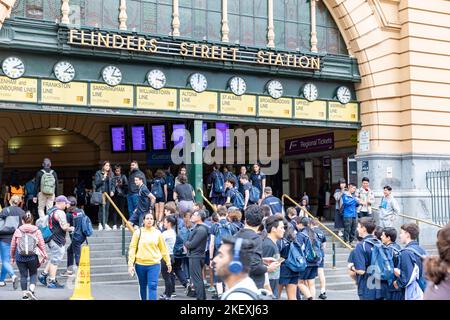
[347,217,383,300]
[380,227,403,300]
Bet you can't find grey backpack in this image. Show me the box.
[18,230,38,256]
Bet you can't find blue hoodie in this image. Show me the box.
[342,193,359,218]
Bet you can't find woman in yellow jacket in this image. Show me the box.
[128,211,172,300]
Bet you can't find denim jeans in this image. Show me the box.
[135,263,161,300]
[67,240,83,270]
[98,201,110,227]
[127,194,139,218]
[0,241,15,281]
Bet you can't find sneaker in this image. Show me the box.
[159,294,170,300]
[338,231,344,237]
[0,281,6,287]
[60,270,74,277]
[26,291,38,300]
[318,292,327,300]
[171,293,177,298]
[207,286,216,293]
[22,295,30,300]
[98,224,103,231]
[38,273,48,286]
[112,225,117,230]
[211,293,221,300]
[12,275,18,290]
[47,280,64,289]
[104,225,112,231]
[119,225,124,230]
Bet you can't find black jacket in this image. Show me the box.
[111,174,128,197]
[128,169,146,194]
[0,206,25,243]
[185,224,209,258]
[94,170,114,193]
[235,228,268,289]
[34,168,58,195]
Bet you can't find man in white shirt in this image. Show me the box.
[212,237,261,300]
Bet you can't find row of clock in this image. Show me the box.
[1,56,352,103]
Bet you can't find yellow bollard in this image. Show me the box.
[70,245,94,300]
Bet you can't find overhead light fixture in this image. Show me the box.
[51,145,62,153]
[8,146,19,154]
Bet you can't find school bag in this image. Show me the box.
[165,173,175,191]
[212,172,225,194]
[18,229,38,256]
[0,208,20,235]
[302,232,323,264]
[37,207,58,243]
[226,287,274,300]
[249,184,261,203]
[284,240,307,273]
[214,220,234,250]
[174,226,189,257]
[81,213,94,237]
[402,247,427,293]
[151,179,164,199]
[365,240,397,281]
[230,188,244,209]
[40,170,56,195]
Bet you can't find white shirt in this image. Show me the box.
[221,276,259,300]
[162,229,176,255]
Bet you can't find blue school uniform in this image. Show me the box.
[277,238,300,285]
[351,235,383,300]
[395,241,427,293]
[297,229,320,280]
[314,227,327,268]
[381,242,404,300]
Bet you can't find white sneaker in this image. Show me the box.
[98,224,103,231]
[112,225,117,230]
[119,225,124,230]
[104,225,112,231]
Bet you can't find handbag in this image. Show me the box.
[90,191,103,206]
[0,208,20,235]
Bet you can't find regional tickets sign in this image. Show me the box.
[220,94,256,116]
[295,99,327,120]
[41,80,87,105]
[258,97,292,118]
[137,87,177,111]
[90,84,133,108]
[179,90,217,113]
[328,102,359,122]
[0,76,37,103]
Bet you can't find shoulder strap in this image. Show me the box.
[227,287,259,300]
[41,169,46,174]
[403,247,425,259]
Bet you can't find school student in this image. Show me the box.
[262,215,284,298]
[311,218,327,299]
[347,217,383,300]
[160,215,177,300]
[277,218,299,300]
[393,223,427,300]
[380,227,403,300]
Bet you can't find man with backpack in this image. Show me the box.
[333,178,346,237]
[127,161,147,218]
[249,163,266,204]
[24,177,37,220]
[33,158,58,219]
[393,223,427,300]
[165,166,176,202]
[111,165,128,230]
[38,195,74,288]
[207,165,226,211]
[224,178,244,210]
[380,227,403,300]
[347,217,383,300]
[239,174,260,210]
[261,187,283,215]
[128,174,156,228]
[262,215,284,298]
[235,205,279,289]
[61,196,93,277]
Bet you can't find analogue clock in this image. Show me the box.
[53,61,75,83]
[147,69,166,89]
[303,83,318,102]
[267,80,283,99]
[102,65,122,86]
[229,76,246,96]
[2,56,25,79]
[189,73,207,93]
[336,86,351,104]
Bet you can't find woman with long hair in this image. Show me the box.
[94,161,114,231]
[128,211,171,300]
[160,214,177,300]
[151,169,168,225]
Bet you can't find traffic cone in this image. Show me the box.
[70,245,94,300]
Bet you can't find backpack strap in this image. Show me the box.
[403,247,426,260]
[227,287,259,300]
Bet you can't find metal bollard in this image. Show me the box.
[122,223,125,256]
[332,241,336,269]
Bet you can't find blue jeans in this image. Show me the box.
[0,241,15,281]
[135,263,160,300]
[127,194,139,218]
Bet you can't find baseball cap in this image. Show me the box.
[55,195,70,204]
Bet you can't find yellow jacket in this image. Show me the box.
[128,227,171,267]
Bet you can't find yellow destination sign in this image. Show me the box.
[294,99,327,120]
[41,80,87,105]
[180,90,217,113]
[0,76,37,103]
[136,87,177,111]
[329,102,359,122]
[258,97,292,118]
[90,84,133,108]
[220,94,256,116]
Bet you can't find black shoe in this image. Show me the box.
[318,292,327,300]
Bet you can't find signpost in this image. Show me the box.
[294,99,327,120]
[258,97,292,118]
[179,90,218,113]
[136,87,177,111]
[220,94,256,116]
[90,84,133,108]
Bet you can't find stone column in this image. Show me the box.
[61,0,70,24]
[172,0,180,36]
[267,0,274,48]
[221,0,229,42]
[310,0,318,52]
[119,0,127,30]
[187,120,204,203]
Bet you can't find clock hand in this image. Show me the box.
[13,64,24,69]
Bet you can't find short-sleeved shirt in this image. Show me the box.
[162,229,176,255]
[225,187,237,203]
[174,183,194,201]
[136,184,151,214]
[249,171,266,193]
[262,237,280,280]
[314,227,327,256]
[261,195,283,215]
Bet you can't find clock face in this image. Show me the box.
[189,73,207,92]
[267,80,283,99]
[53,61,75,83]
[147,69,166,89]
[102,65,122,86]
[2,56,25,79]
[336,86,351,104]
[229,76,246,96]
[303,83,318,102]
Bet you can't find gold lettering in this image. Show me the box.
[90,32,95,46]
[311,57,320,70]
[220,47,226,60]
[191,44,200,57]
[293,55,298,67]
[180,42,189,56]
[80,30,86,45]
[98,32,110,47]
[274,53,283,66]
[148,39,157,53]
[284,54,292,66]
[299,56,310,68]
[138,37,147,51]
[256,51,265,64]
[126,35,135,50]
[112,34,125,48]
[267,52,274,65]
[200,45,210,58]
[211,46,219,60]
[230,48,238,61]
[69,29,79,43]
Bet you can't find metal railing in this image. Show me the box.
[196,188,217,213]
[426,170,450,225]
[372,207,444,229]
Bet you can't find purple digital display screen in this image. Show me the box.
[216,122,230,148]
[202,122,208,147]
[111,127,127,152]
[131,126,147,151]
[172,124,186,148]
[152,125,167,150]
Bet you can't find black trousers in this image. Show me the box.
[161,256,175,296]
[112,195,127,225]
[343,217,357,242]
[26,199,38,220]
[17,256,39,291]
[189,257,206,300]
[173,257,188,287]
